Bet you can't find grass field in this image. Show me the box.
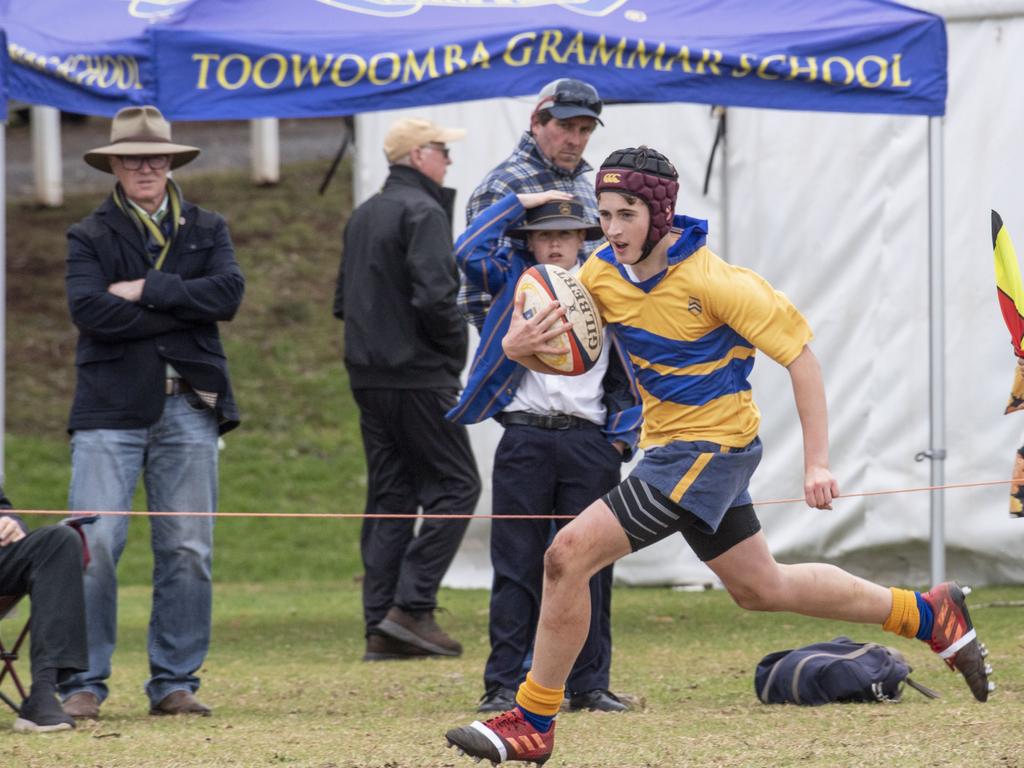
[2,582,1022,767]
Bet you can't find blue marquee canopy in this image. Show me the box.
[1,0,947,120]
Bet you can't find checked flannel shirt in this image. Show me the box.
[459,131,601,330]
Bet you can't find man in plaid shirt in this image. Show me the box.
[459,78,605,329]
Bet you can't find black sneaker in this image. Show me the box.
[567,689,628,712]
[377,607,462,656]
[478,685,516,713]
[14,690,76,733]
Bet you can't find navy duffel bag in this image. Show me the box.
[755,636,940,705]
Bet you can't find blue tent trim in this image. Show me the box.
[0,0,947,119]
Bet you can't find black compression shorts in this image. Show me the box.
[603,475,762,562]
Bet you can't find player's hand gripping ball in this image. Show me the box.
[514,264,603,375]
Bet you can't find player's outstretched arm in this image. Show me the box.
[502,291,572,375]
[787,345,840,509]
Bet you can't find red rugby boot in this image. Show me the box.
[445,708,555,765]
[922,582,994,702]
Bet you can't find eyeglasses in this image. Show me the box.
[420,143,450,159]
[117,155,171,171]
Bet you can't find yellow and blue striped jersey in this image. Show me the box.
[578,216,812,449]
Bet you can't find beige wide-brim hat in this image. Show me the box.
[84,105,200,174]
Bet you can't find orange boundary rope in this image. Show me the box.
[9,477,1024,520]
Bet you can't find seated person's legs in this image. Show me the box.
[0,522,86,733]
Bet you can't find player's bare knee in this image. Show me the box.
[543,541,569,582]
[544,531,584,582]
[726,580,781,612]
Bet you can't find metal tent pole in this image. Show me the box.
[925,115,947,585]
[719,107,728,260]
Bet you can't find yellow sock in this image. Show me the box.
[515,672,564,717]
[882,587,920,639]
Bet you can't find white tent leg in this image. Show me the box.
[250,118,280,185]
[927,115,946,586]
[31,105,62,207]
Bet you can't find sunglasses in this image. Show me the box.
[118,154,171,171]
[421,143,450,159]
[537,80,603,117]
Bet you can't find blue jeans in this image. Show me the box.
[58,393,219,707]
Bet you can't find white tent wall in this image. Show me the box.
[352,10,1024,588]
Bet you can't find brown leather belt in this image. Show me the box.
[165,378,193,396]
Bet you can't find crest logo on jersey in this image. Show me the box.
[688,296,702,315]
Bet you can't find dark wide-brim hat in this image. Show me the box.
[84,106,200,174]
[506,200,603,240]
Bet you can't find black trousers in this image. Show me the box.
[0,525,88,678]
[486,423,622,695]
[353,388,481,631]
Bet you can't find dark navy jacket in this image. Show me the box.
[65,191,244,435]
[446,193,642,454]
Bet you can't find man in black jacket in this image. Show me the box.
[58,106,244,720]
[334,117,480,661]
[0,487,86,732]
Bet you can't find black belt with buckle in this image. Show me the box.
[165,378,193,396]
[499,411,598,430]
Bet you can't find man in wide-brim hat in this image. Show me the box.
[60,105,245,721]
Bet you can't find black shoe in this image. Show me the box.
[377,607,462,656]
[568,689,628,712]
[14,689,76,733]
[477,685,516,713]
[363,632,437,661]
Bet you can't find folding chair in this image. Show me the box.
[0,593,30,713]
[0,516,95,715]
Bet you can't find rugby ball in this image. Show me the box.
[514,264,603,375]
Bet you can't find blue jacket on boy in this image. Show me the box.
[446,193,641,454]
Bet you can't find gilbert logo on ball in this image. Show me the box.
[515,264,603,375]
